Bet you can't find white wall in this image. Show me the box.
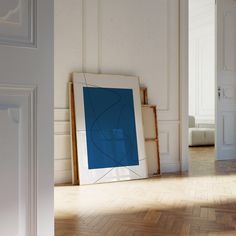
[189,0,215,125]
[54,0,180,184]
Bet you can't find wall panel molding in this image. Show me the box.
[84,0,179,120]
[54,108,72,184]
[158,0,170,112]
[159,132,170,154]
[54,108,69,121]
[160,163,180,173]
[54,121,70,135]
[158,121,180,173]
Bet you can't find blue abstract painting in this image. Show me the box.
[83,87,139,169]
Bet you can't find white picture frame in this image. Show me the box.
[73,73,148,185]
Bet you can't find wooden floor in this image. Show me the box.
[55,147,236,235]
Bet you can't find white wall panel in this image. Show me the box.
[55,108,70,121]
[54,135,71,160]
[55,171,73,185]
[54,0,181,183]
[54,109,72,184]
[54,0,83,108]
[83,0,100,73]
[159,132,169,154]
[91,0,179,121]
[54,0,83,183]
[54,122,70,135]
[159,122,180,173]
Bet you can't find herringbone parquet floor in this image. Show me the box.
[55,147,236,236]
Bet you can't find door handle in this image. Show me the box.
[218,87,221,99]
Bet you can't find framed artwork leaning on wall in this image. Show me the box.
[73,73,148,185]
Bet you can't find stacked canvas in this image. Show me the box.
[140,87,160,176]
[141,104,161,176]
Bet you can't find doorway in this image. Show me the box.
[188,0,216,175]
[181,0,236,173]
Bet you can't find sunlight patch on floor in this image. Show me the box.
[55,174,236,218]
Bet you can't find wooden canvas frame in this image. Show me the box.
[69,82,79,185]
[140,87,148,105]
[142,105,161,175]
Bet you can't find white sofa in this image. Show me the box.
[189,116,215,146]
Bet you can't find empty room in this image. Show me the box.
[1,0,236,236]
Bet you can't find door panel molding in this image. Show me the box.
[0,84,37,236]
[223,11,235,71]
[0,0,37,47]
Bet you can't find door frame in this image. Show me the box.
[180,0,189,172]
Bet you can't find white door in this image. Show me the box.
[216,0,236,160]
[0,1,54,236]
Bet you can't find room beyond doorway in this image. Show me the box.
[188,0,216,166]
